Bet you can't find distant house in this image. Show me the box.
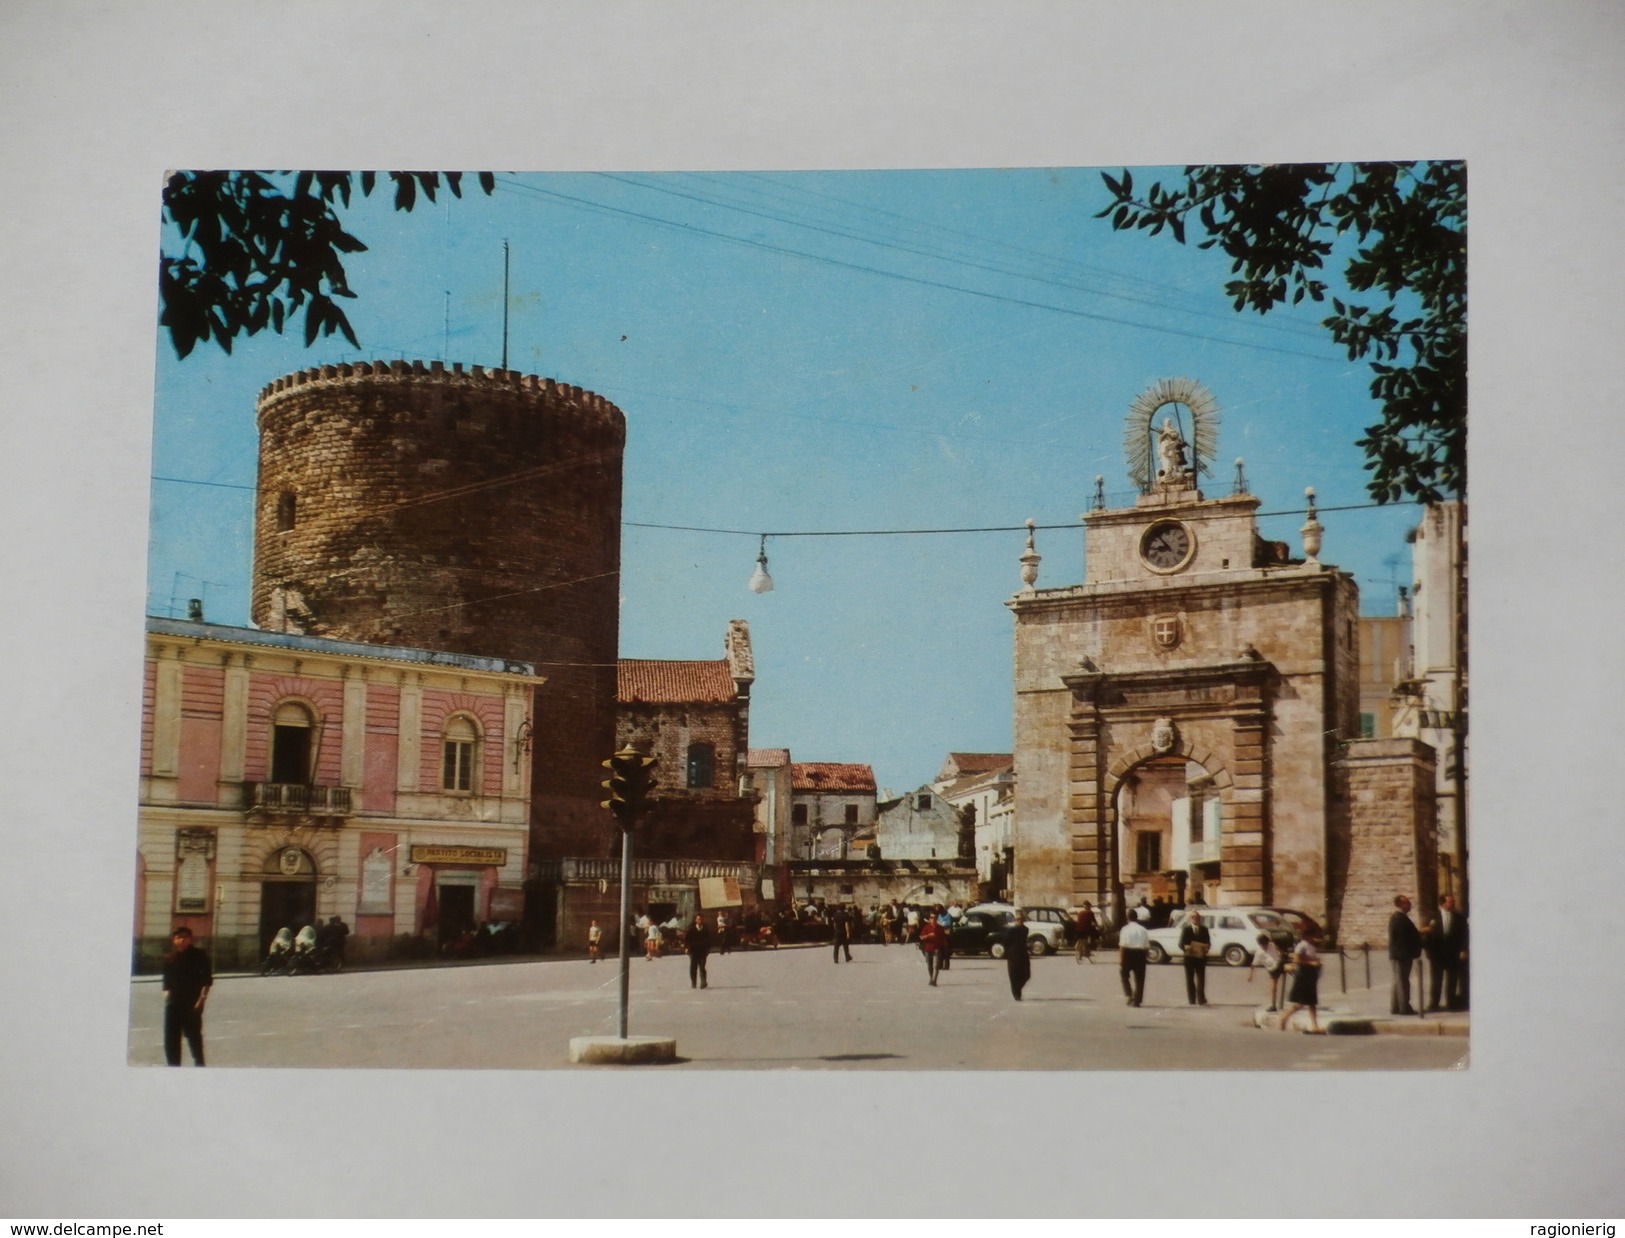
[1359,612,1410,740]
[745,747,794,868]
[790,762,878,860]
[615,620,757,861]
[933,752,1015,898]
[874,786,966,862]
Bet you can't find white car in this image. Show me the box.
[1144,906,1296,968]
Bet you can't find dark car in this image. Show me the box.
[947,910,1015,958]
[1269,907,1325,941]
[946,908,1051,959]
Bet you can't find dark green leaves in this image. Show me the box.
[160,170,496,360]
[1095,161,1466,504]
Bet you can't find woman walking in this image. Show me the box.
[1278,927,1324,1032]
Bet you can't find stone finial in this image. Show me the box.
[1019,518,1040,591]
[1301,487,1323,564]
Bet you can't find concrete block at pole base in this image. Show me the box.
[569,1035,678,1065]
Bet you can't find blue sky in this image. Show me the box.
[148,167,1429,795]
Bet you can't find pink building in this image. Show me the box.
[135,617,541,969]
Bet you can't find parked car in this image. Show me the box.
[1144,906,1296,967]
[949,904,1068,957]
[1015,906,1074,955]
[947,909,1018,957]
[1268,907,1324,941]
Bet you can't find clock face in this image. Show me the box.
[1141,520,1194,571]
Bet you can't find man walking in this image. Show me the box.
[1074,901,1099,963]
[1179,909,1211,1006]
[161,926,212,1067]
[1388,894,1421,1015]
[1119,914,1150,1007]
[686,914,713,989]
[1003,911,1032,1001]
[831,905,853,963]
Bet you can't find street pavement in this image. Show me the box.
[128,940,1469,1071]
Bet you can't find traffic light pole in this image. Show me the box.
[617,821,632,1040]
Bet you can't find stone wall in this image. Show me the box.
[617,700,744,803]
[1335,737,1438,947]
[252,361,625,857]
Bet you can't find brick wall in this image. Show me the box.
[1336,738,1438,946]
[616,701,742,801]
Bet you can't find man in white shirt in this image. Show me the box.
[1119,917,1151,1007]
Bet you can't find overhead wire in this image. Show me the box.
[645,170,1330,344]
[491,175,1341,365]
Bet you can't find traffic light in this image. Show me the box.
[601,746,658,828]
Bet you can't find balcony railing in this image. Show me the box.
[244,782,353,817]
[537,858,760,884]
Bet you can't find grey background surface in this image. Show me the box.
[0,0,1619,1219]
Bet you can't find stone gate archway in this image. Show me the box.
[1062,657,1272,924]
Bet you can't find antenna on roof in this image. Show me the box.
[501,239,510,370]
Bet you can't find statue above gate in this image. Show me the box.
[1123,378,1220,494]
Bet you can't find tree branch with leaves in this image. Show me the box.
[1097,162,1465,504]
[160,170,496,360]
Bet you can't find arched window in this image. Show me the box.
[442,715,480,793]
[270,701,314,784]
[686,742,715,789]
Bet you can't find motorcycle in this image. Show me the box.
[288,942,344,975]
[260,928,296,976]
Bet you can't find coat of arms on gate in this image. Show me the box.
[1152,717,1178,754]
[1151,615,1182,649]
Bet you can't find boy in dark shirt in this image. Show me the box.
[162,927,213,1066]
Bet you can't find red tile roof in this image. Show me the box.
[618,659,737,705]
[747,748,792,767]
[792,762,877,793]
[937,752,1013,780]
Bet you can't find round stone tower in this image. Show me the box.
[252,359,624,853]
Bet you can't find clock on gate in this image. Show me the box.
[1140,519,1194,572]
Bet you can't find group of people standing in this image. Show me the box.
[1388,893,1469,1015]
[1115,906,1326,1029]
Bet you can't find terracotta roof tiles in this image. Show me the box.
[617,659,737,705]
[791,762,877,793]
[936,752,1013,780]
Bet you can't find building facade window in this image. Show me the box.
[270,701,314,784]
[1359,712,1376,739]
[276,491,296,532]
[1135,830,1162,873]
[916,793,932,811]
[686,742,715,789]
[442,715,479,793]
[792,803,808,826]
[844,803,858,825]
